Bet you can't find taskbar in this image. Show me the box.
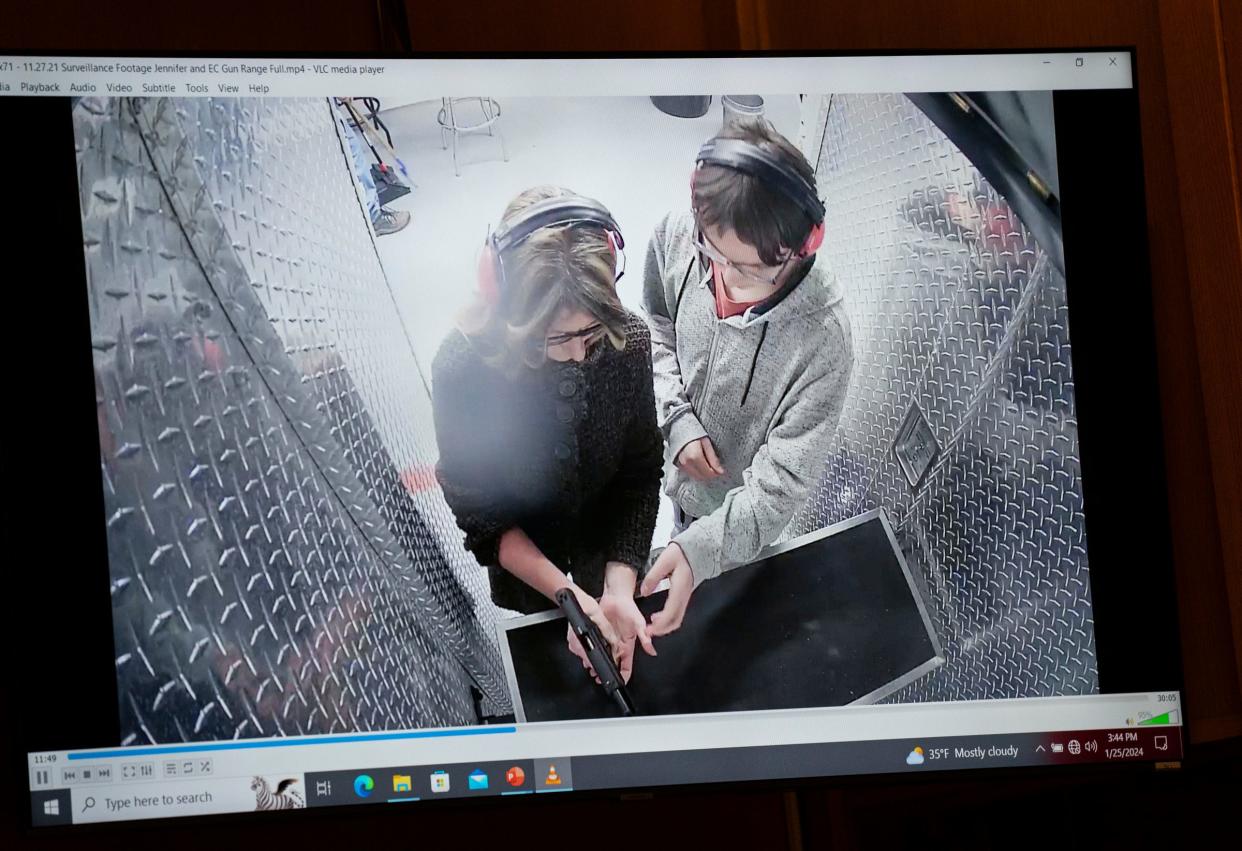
[30,725,1182,826]
[569,725,1183,791]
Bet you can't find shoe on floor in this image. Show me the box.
[373,207,410,236]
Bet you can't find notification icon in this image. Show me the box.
[505,766,526,787]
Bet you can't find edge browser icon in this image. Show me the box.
[353,774,374,797]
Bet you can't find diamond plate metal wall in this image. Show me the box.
[789,93,1097,702]
[75,96,510,745]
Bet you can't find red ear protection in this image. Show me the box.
[799,221,825,257]
[477,243,501,305]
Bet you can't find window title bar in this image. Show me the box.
[0,53,1131,99]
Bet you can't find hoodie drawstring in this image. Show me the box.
[676,250,767,407]
[674,255,696,316]
[739,321,768,407]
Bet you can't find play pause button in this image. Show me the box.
[30,767,53,788]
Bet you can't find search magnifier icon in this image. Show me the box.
[82,796,96,813]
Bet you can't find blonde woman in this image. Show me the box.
[432,186,662,683]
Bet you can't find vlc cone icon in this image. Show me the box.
[545,764,562,786]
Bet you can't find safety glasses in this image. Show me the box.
[694,230,791,286]
[545,322,607,350]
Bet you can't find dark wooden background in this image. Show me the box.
[3,1,1239,846]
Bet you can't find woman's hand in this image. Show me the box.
[598,563,656,683]
[494,531,625,679]
[565,583,625,684]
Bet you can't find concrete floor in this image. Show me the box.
[370,94,803,555]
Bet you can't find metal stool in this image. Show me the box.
[436,97,509,177]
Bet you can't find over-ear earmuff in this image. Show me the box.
[801,221,825,257]
[477,242,502,305]
[691,138,826,259]
[477,195,624,305]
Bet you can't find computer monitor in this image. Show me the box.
[5,49,1183,829]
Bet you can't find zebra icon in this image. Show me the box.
[251,776,305,810]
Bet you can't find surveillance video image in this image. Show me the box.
[72,88,1093,743]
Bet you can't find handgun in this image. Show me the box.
[555,587,636,716]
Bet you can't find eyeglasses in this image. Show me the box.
[545,323,608,351]
[694,230,791,286]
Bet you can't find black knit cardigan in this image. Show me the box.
[431,312,663,614]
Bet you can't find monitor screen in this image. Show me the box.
[6,50,1184,829]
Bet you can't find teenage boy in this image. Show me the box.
[638,119,854,637]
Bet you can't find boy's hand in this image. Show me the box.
[675,436,725,481]
[640,543,695,637]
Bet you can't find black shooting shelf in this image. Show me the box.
[500,509,944,722]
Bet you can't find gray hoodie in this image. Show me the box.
[642,210,854,587]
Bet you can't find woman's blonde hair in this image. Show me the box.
[459,186,627,372]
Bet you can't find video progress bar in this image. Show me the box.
[68,726,518,760]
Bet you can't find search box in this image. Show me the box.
[70,775,305,824]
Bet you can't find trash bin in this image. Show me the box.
[650,96,712,118]
[722,95,765,127]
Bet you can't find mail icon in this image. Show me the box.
[467,769,488,790]
[392,774,412,793]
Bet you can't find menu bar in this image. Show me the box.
[0,53,1132,100]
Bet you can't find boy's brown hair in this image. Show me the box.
[691,119,819,267]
